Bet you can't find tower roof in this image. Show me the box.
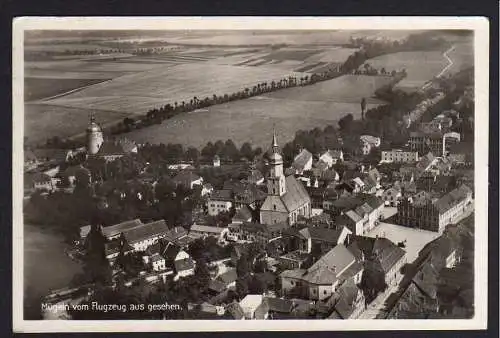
[87,112,102,133]
[268,126,283,162]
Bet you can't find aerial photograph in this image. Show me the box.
[22,28,475,321]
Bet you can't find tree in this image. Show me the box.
[235,277,249,299]
[338,113,354,132]
[201,142,216,158]
[240,142,254,161]
[222,139,240,162]
[185,147,200,162]
[236,254,250,278]
[194,257,211,287]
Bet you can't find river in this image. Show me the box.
[24,224,82,319]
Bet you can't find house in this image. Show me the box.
[246,168,265,186]
[104,238,134,264]
[383,185,402,206]
[207,189,233,216]
[172,170,203,190]
[327,279,366,319]
[174,250,195,280]
[295,226,352,254]
[225,302,245,319]
[416,152,438,173]
[150,253,166,271]
[278,250,312,270]
[29,172,56,191]
[360,135,381,155]
[291,148,313,175]
[62,165,92,187]
[201,183,214,197]
[446,142,473,166]
[260,131,312,226]
[216,268,238,289]
[334,195,384,235]
[347,235,407,287]
[227,222,288,245]
[231,183,267,210]
[213,155,221,167]
[409,131,445,156]
[232,205,253,224]
[123,220,170,251]
[188,224,226,241]
[79,219,144,241]
[319,149,344,167]
[254,297,295,319]
[396,184,472,233]
[280,244,364,301]
[93,138,138,162]
[239,294,265,319]
[381,149,419,163]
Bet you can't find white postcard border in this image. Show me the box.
[12,16,490,332]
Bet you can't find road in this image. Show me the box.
[421,44,455,90]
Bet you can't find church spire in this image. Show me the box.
[272,125,278,148]
[271,125,281,154]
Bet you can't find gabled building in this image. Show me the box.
[260,130,312,226]
[327,279,366,319]
[172,170,203,190]
[207,189,233,216]
[360,135,381,155]
[347,235,407,287]
[319,149,344,167]
[280,244,364,301]
[292,148,313,175]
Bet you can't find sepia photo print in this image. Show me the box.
[13,17,489,332]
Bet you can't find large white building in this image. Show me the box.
[381,149,419,163]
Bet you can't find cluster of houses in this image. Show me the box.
[403,91,445,128]
[30,97,474,320]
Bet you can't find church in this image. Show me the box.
[260,130,312,226]
[86,113,138,162]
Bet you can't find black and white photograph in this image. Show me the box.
[13,17,489,332]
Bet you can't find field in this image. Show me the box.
[25,78,110,101]
[262,74,392,104]
[123,75,388,149]
[24,104,129,144]
[21,30,430,145]
[360,51,449,92]
[37,63,311,114]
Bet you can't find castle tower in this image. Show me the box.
[86,112,103,155]
[267,128,286,196]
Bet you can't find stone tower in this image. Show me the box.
[86,112,103,155]
[267,128,286,196]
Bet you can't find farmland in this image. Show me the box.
[360,51,449,92]
[37,63,312,114]
[24,104,129,144]
[123,74,388,149]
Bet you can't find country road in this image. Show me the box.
[436,45,456,78]
[421,44,455,90]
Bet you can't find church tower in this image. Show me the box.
[86,112,103,155]
[267,128,286,196]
